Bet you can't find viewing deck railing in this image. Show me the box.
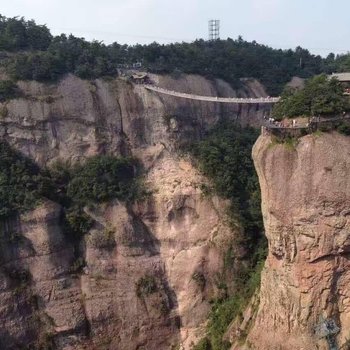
[263,115,350,138]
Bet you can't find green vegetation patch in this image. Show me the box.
[200,241,266,350]
[189,122,267,350]
[0,80,18,102]
[191,122,262,238]
[3,15,350,94]
[272,74,350,119]
[192,271,206,291]
[63,207,94,240]
[135,275,158,298]
[192,337,212,350]
[0,15,52,51]
[0,141,46,218]
[67,156,138,205]
[337,122,350,135]
[50,156,144,240]
[0,142,145,241]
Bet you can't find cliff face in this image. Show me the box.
[0,73,267,350]
[247,132,350,349]
[1,73,270,166]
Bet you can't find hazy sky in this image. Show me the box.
[1,0,349,56]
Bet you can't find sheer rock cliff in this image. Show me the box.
[0,73,269,166]
[0,73,268,350]
[243,132,350,350]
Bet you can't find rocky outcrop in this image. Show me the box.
[244,132,350,350]
[0,73,270,166]
[0,202,85,349]
[0,159,232,350]
[0,73,265,349]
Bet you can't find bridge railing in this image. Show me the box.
[143,84,280,104]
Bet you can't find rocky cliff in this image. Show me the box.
[0,73,270,166]
[243,131,350,349]
[0,73,268,350]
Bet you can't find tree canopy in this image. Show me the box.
[1,14,350,95]
[0,141,142,223]
[0,80,18,102]
[0,15,52,51]
[272,74,350,119]
[0,141,44,218]
[190,123,266,350]
[66,156,139,205]
[191,123,262,237]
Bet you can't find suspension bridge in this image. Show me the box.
[143,84,280,104]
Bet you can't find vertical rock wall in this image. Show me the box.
[0,73,267,349]
[247,132,350,350]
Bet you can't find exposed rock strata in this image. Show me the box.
[0,73,270,165]
[0,73,267,349]
[244,132,350,350]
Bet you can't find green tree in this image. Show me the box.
[0,15,52,51]
[26,20,52,50]
[0,141,44,218]
[192,122,262,238]
[272,74,350,119]
[0,80,18,101]
[0,14,336,94]
[67,156,138,205]
[190,123,267,350]
[309,75,348,115]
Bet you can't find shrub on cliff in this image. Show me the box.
[66,156,140,205]
[64,207,94,239]
[189,122,267,350]
[0,141,46,218]
[337,122,350,135]
[272,74,350,119]
[191,122,262,238]
[135,275,158,298]
[0,143,144,233]
[193,338,212,350]
[0,80,19,102]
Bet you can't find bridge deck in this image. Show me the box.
[143,85,280,104]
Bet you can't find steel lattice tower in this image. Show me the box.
[208,19,220,40]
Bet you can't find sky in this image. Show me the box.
[1,0,349,56]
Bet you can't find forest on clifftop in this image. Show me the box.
[1,15,350,95]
